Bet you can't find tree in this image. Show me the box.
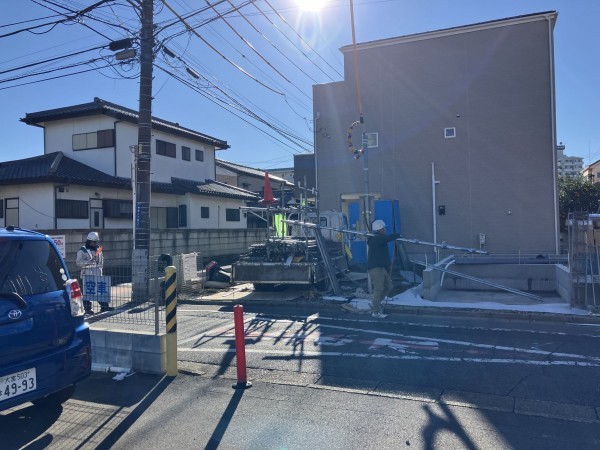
[558,176,600,231]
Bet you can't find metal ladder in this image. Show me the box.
[312,227,343,295]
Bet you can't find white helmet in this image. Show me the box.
[87,231,100,241]
[372,220,386,232]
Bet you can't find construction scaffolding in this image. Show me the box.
[568,212,600,311]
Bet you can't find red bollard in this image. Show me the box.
[232,304,252,389]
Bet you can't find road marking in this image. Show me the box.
[178,312,600,363]
[177,347,600,366]
[252,312,600,339]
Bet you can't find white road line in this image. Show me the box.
[178,316,254,345]
[308,322,600,363]
[178,312,600,362]
[177,347,600,366]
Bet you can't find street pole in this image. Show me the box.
[132,0,153,301]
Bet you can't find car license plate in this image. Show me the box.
[0,368,36,402]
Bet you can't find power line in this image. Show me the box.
[201,0,291,84]
[259,0,343,80]
[160,0,284,95]
[155,63,312,153]
[0,64,109,91]
[0,0,113,39]
[0,44,107,76]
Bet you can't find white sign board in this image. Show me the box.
[132,249,148,284]
[180,253,196,281]
[49,235,66,257]
[82,275,112,304]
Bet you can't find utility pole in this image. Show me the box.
[132,0,154,301]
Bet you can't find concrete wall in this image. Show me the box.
[555,264,571,303]
[442,264,556,292]
[45,228,265,271]
[91,328,166,375]
[422,259,566,301]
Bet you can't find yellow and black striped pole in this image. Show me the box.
[165,265,178,376]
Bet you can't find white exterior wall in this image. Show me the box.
[0,184,54,229]
[55,184,101,230]
[0,181,247,231]
[42,115,218,182]
[150,128,215,183]
[43,116,118,176]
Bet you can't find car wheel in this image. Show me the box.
[32,385,76,408]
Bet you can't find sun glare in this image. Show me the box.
[295,0,324,12]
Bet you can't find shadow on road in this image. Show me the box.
[95,375,174,450]
[204,389,246,450]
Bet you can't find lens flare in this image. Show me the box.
[295,0,324,12]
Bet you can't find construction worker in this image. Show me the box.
[76,231,107,314]
[367,220,399,318]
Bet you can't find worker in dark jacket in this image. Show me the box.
[367,220,399,318]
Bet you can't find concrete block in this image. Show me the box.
[91,347,111,364]
[105,331,134,351]
[132,332,165,353]
[93,347,133,368]
[90,329,107,348]
[133,350,166,375]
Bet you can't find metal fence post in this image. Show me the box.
[165,265,177,376]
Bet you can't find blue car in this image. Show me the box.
[0,227,91,411]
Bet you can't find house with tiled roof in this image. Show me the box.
[216,159,294,204]
[0,98,258,231]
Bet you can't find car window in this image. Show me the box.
[0,240,66,296]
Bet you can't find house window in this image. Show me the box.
[201,206,209,218]
[195,149,204,161]
[444,127,456,139]
[0,199,3,219]
[225,208,240,222]
[179,205,187,227]
[182,146,191,161]
[103,199,133,218]
[156,140,176,158]
[72,129,114,150]
[5,198,18,226]
[56,199,88,219]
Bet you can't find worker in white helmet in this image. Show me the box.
[76,231,106,314]
[367,220,399,318]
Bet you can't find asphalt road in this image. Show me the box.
[2,305,600,449]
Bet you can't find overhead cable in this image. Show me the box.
[160,0,284,95]
[0,0,113,39]
[261,0,343,79]
[201,0,291,83]
[222,0,319,84]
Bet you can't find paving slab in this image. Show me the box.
[514,397,599,423]
[441,390,514,413]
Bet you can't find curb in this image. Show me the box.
[178,297,600,325]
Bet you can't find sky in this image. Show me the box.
[0,0,598,170]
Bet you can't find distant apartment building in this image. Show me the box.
[268,167,294,185]
[557,142,584,177]
[582,159,600,181]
